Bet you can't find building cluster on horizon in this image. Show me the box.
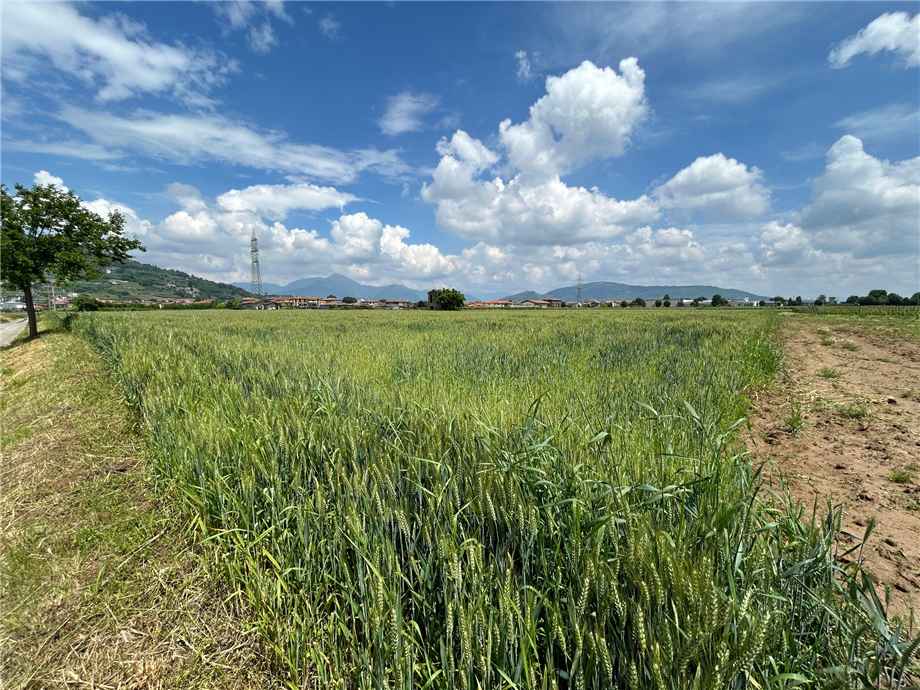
[241,295,415,310]
[467,296,763,309]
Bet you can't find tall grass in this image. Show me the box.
[73,309,916,688]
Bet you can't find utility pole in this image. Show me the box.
[576,271,582,307]
[250,230,263,296]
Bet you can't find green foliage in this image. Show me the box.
[66,259,250,301]
[888,468,913,484]
[70,309,915,688]
[711,294,728,307]
[837,401,869,419]
[783,399,805,433]
[842,289,918,306]
[72,295,100,311]
[428,287,465,310]
[1,182,143,338]
[342,296,358,304]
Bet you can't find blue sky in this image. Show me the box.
[2,2,918,298]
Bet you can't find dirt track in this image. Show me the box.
[0,318,26,347]
[747,316,920,617]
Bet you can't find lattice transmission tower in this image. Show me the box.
[250,230,263,296]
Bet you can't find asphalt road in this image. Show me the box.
[0,319,27,347]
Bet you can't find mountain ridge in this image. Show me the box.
[504,281,766,302]
[235,273,429,302]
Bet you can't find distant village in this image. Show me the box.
[5,276,893,314]
[1,289,773,312]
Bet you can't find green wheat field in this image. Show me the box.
[71,309,915,688]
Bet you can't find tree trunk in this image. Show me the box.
[23,283,38,339]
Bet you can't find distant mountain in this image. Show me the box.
[503,290,544,302]
[235,273,429,302]
[67,260,252,301]
[504,281,767,302]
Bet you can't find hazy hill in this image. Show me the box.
[66,260,251,301]
[237,273,429,302]
[505,281,766,302]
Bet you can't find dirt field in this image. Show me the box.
[748,314,920,618]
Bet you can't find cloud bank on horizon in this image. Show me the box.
[2,2,918,297]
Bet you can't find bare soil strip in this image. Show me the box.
[1,331,276,689]
[748,315,920,617]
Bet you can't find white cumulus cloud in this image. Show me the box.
[33,170,67,190]
[499,58,648,179]
[654,153,770,220]
[422,61,658,247]
[423,158,659,245]
[799,135,920,258]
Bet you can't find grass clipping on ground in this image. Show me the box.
[0,331,273,689]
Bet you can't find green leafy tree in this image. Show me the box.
[845,295,859,304]
[662,299,671,308]
[428,288,465,311]
[711,294,727,307]
[815,294,827,306]
[887,292,904,305]
[1,182,144,339]
[910,292,920,306]
[631,297,646,307]
[342,296,357,304]
[866,289,888,304]
[71,294,100,311]
[654,299,662,307]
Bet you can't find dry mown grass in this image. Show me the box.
[0,325,276,689]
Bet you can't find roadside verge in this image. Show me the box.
[1,327,275,688]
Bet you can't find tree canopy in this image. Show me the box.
[427,288,465,311]
[1,182,144,338]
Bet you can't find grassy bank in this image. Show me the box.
[0,323,273,688]
[70,309,915,688]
